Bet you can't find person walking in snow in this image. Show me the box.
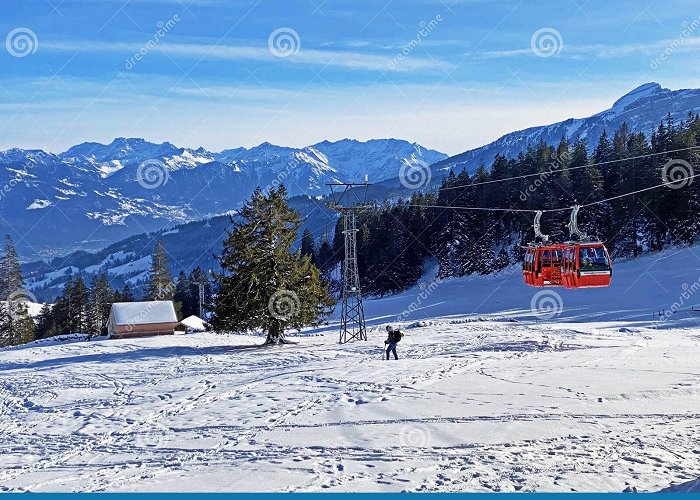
[384,325,403,360]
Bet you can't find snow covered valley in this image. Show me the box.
[2,247,700,492]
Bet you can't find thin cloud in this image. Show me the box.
[476,37,700,59]
[41,40,451,72]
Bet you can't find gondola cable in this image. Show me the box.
[435,145,700,191]
[406,170,700,214]
[403,168,700,289]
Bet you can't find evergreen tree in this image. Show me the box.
[34,303,55,340]
[170,268,212,319]
[52,274,73,335]
[70,275,90,333]
[212,186,335,344]
[173,271,191,320]
[0,235,34,346]
[0,300,34,346]
[0,235,24,300]
[433,170,477,277]
[470,164,497,274]
[188,267,212,318]
[494,247,510,271]
[300,228,316,264]
[359,204,424,296]
[315,239,340,296]
[121,284,135,302]
[316,240,335,273]
[89,273,114,336]
[145,241,174,300]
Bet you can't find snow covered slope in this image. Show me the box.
[1,245,699,492]
[362,244,700,325]
[432,82,700,174]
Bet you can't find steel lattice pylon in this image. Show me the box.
[339,208,366,343]
[327,182,373,344]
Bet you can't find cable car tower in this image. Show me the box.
[327,181,373,344]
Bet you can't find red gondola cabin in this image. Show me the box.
[561,243,612,288]
[523,207,612,289]
[523,242,612,288]
[522,244,565,287]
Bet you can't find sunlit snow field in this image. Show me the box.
[2,246,700,492]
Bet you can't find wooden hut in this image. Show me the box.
[107,301,178,339]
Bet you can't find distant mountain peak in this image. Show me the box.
[432,83,700,174]
[612,82,663,109]
[254,141,285,150]
[59,137,181,164]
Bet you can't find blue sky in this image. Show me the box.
[1,0,699,155]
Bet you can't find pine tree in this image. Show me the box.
[70,275,90,333]
[0,300,34,346]
[212,186,335,344]
[433,171,472,278]
[0,235,34,346]
[121,283,135,302]
[494,247,510,271]
[145,241,174,301]
[470,164,497,275]
[173,271,191,320]
[0,235,24,300]
[316,240,334,272]
[52,275,73,335]
[172,267,212,319]
[300,228,316,264]
[89,273,114,336]
[188,267,212,318]
[34,303,55,340]
[315,239,339,295]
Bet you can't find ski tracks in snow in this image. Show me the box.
[2,324,700,492]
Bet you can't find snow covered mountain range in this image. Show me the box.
[0,138,446,258]
[8,82,700,300]
[432,82,700,173]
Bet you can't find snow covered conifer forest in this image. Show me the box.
[339,115,700,295]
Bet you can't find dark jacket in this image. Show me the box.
[386,329,402,344]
